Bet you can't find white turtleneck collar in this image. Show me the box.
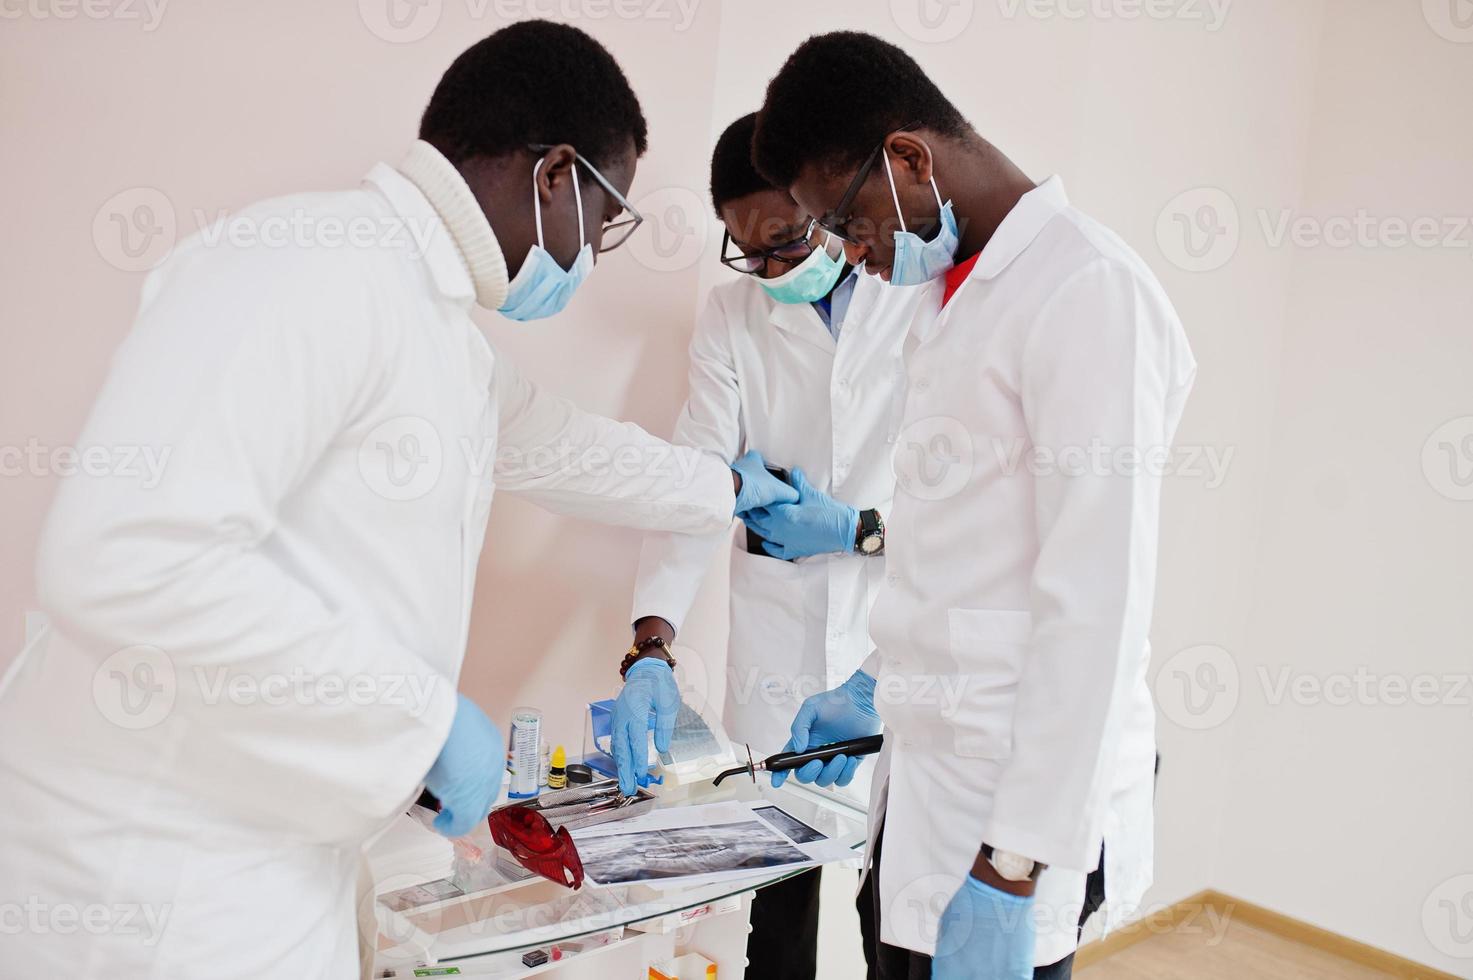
[397,140,509,311]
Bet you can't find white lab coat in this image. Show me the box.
[864,177,1196,966]
[630,273,926,756]
[0,162,734,978]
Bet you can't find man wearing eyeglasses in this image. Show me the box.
[748,32,1197,980]
[0,22,800,979]
[606,112,926,980]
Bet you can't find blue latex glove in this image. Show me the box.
[731,449,800,514]
[932,875,1036,980]
[771,670,881,788]
[743,467,859,560]
[424,693,504,838]
[611,658,681,796]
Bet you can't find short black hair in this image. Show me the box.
[709,113,777,217]
[420,20,648,169]
[753,32,972,188]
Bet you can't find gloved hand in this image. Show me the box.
[424,693,504,838]
[611,658,681,796]
[742,467,859,560]
[731,449,800,515]
[932,875,1036,980]
[771,670,881,788]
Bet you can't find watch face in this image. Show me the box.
[991,851,1035,880]
[860,535,882,554]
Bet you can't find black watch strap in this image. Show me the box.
[856,508,885,555]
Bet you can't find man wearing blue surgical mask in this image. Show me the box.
[750,31,1197,980]
[0,22,798,978]
[609,113,927,980]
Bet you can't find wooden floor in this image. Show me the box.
[1075,917,1398,979]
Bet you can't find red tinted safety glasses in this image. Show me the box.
[488,805,585,890]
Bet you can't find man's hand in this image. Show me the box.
[932,873,1036,980]
[742,468,860,560]
[424,694,505,838]
[731,450,799,514]
[611,646,681,796]
[771,670,881,788]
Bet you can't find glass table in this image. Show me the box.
[373,777,869,976]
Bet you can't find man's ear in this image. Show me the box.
[884,131,934,185]
[533,143,578,204]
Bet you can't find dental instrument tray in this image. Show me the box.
[495,777,657,832]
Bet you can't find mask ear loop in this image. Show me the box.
[531,157,547,249]
[571,164,585,250]
[530,156,587,251]
[882,147,945,232]
[881,150,907,234]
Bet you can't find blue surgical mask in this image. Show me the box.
[499,157,594,321]
[759,231,845,304]
[881,150,959,286]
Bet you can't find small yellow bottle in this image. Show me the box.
[547,745,568,789]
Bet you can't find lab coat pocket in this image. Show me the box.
[945,608,1031,762]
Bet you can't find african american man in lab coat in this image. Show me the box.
[0,22,796,979]
[750,34,1198,980]
[609,113,925,980]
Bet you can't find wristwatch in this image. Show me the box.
[981,844,1043,881]
[855,508,885,555]
[619,635,676,679]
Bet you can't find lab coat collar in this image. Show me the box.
[364,141,510,310]
[768,263,863,350]
[768,292,837,354]
[967,175,1069,282]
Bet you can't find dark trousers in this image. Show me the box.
[747,866,823,980]
[855,822,1105,980]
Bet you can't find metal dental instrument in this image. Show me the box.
[712,734,884,786]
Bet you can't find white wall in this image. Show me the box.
[1206,2,1473,974]
[2,1,1469,974]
